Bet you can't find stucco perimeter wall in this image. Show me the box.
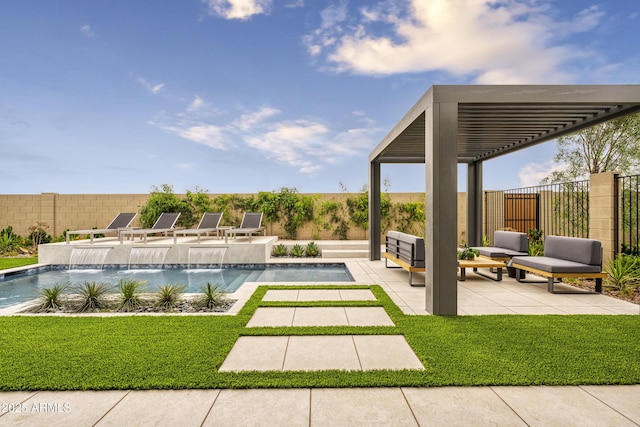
[0,192,467,242]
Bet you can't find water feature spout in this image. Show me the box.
[188,246,228,269]
[69,247,113,270]
[128,246,171,269]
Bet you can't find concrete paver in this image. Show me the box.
[219,336,288,372]
[96,389,219,427]
[283,335,361,371]
[354,335,424,370]
[344,306,395,326]
[293,306,349,326]
[581,385,640,424]
[402,387,528,426]
[246,307,295,327]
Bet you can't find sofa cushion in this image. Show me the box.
[494,231,528,252]
[477,247,527,258]
[509,256,602,274]
[544,236,602,266]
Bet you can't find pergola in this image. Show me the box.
[368,84,640,315]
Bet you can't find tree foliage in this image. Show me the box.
[542,113,640,183]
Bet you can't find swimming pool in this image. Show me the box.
[0,264,354,309]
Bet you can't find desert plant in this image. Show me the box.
[72,281,112,312]
[115,279,147,312]
[289,243,306,257]
[26,283,68,313]
[271,243,288,257]
[154,283,187,311]
[305,241,321,257]
[193,282,226,309]
[604,254,640,293]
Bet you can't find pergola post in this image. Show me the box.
[369,160,381,260]
[425,102,458,315]
[467,161,483,247]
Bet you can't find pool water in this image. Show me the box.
[0,264,353,309]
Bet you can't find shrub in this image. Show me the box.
[605,254,640,294]
[193,282,226,309]
[139,184,191,228]
[154,284,187,311]
[72,281,112,312]
[26,283,68,313]
[271,243,288,257]
[289,244,306,258]
[305,241,321,257]
[116,279,147,312]
[457,247,480,260]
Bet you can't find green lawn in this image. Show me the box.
[0,285,638,391]
[0,257,38,270]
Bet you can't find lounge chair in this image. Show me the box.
[224,212,265,243]
[119,212,181,244]
[66,212,137,244]
[173,212,231,243]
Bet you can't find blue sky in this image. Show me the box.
[1,0,638,195]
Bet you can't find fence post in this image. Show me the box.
[589,173,617,264]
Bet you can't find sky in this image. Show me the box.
[1,0,639,195]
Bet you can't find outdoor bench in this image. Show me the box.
[471,230,529,279]
[383,230,425,287]
[509,235,607,294]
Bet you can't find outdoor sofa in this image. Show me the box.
[383,230,425,286]
[509,235,607,293]
[471,230,529,279]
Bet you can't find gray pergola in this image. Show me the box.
[368,84,640,315]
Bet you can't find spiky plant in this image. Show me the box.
[271,243,288,257]
[193,282,226,310]
[605,254,640,294]
[116,279,147,312]
[26,282,69,313]
[73,281,112,312]
[290,243,306,258]
[305,241,320,257]
[154,283,187,311]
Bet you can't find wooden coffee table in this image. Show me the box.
[457,257,506,281]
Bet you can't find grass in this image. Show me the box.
[0,284,639,391]
[0,256,38,270]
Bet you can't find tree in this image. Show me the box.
[542,113,640,183]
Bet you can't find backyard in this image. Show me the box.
[0,285,638,391]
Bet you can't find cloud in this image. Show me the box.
[150,96,382,173]
[80,24,95,37]
[518,161,567,187]
[203,0,272,20]
[137,78,165,94]
[304,0,607,83]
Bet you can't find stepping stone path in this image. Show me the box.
[220,288,424,372]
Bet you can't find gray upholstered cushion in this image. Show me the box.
[544,236,602,266]
[510,256,602,273]
[477,247,527,258]
[494,231,528,252]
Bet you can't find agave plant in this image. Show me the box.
[604,254,640,293]
[154,283,187,311]
[271,243,288,257]
[193,282,226,310]
[116,279,147,312]
[290,243,306,258]
[305,241,320,257]
[26,282,69,313]
[72,281,112,312]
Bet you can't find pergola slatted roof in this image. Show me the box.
[368,85,640,315]
[370,86,640,165]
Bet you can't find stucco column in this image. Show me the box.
[589,172,617,264]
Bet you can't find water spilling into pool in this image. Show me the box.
[0,264,353,309]
[69,247,113,269]
[128,247,170,269]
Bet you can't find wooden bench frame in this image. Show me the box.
[510,262,606,294]
[383,252,425,287]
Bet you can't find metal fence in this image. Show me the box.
[617,174,640,255]
[484,180,590,245]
